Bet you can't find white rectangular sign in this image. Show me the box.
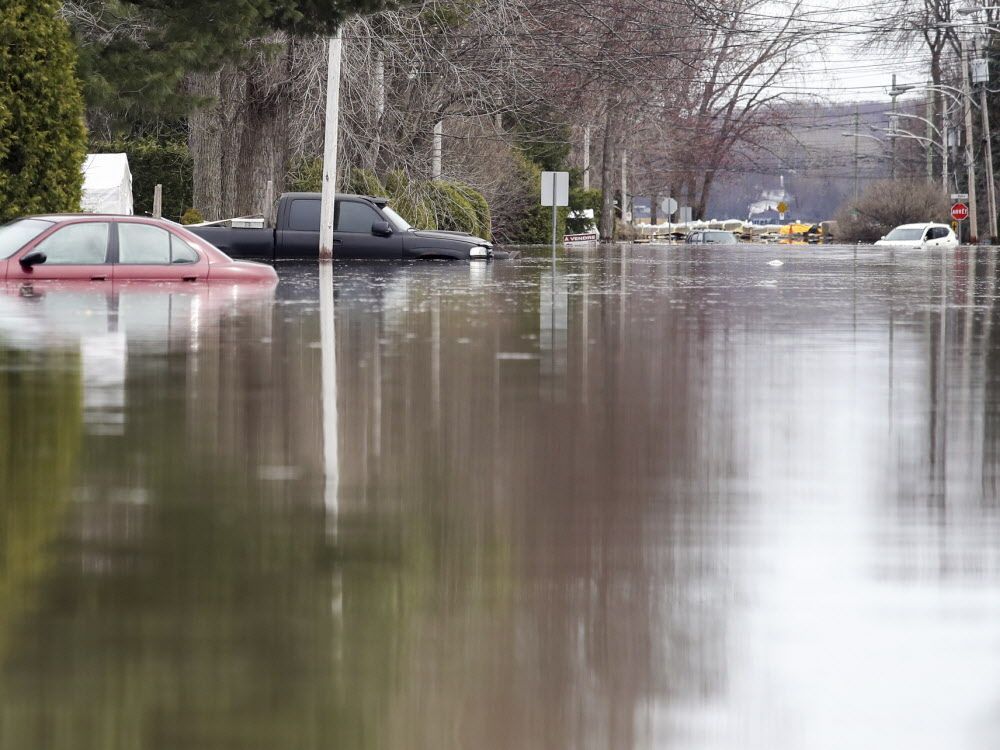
[973,58,989,85]
[541,171,569,207]
[951,192,969,201]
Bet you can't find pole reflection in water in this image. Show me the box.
[320,261,339,533]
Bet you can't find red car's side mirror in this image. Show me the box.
[19,251,46,268]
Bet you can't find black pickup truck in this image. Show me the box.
[189,192,499,261]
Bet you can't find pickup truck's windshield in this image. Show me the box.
[0,219,53,258]
[381,206,412,231]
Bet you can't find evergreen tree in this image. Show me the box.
[0,1,87,222]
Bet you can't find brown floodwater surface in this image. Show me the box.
[1,244,1000,749]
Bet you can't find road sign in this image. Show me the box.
[540,171,569,207]
[660,197,678,216]
[951,202,970,222]
[951,192,969,201]
[776,201,788,214]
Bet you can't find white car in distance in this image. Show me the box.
[874,222,959,250]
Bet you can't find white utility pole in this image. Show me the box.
[432,121,443,180]
[621,148,628,223]
[961,35,979,243]
[152,184,162,219]
[583,126,591,191]
[319,28,344,260]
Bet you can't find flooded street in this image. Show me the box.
[2,243,1000,749]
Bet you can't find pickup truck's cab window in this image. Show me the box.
[35,222,110,264]
[336,201,381,233]
[288,199,321,231]
[119,223,200,264]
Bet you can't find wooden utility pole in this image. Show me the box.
[961,36,979,243]
[583,126,591,191]
[979,76,998,242]
[319,28,344,260]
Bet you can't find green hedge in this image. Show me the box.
[0,1,87,222]
[91,138,192,221]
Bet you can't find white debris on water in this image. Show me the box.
[768,259,784,267]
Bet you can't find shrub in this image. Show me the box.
[0,1,88,222]
[452,183,492,239]
[424,180,480,236]
[180,208,204,225]
[91,137,192,221]
[384,170,436,229]
[346,168,387,198]
[286,156,323,192]
[835,179,950,242]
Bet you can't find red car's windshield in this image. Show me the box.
[0,219,53,258]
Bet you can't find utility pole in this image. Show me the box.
[890,73,898,179]
[319,28,344,261]
[583,126,591,192]
[621,148,628,224]
[432,121,443,180]
[943,116,950,193]
[961,36,979,243]
[980,84,998,242]
[926,83,934,183]
[853,103,860,201]
[978,58,998,242]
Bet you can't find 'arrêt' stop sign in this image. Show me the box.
[951,202,970,222]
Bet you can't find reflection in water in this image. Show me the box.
[1,249,1000,748]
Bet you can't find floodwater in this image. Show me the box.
[1,243,1000,749]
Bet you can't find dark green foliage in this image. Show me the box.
[91,138,192,221]
[0,1,87,222]
[567,187,601,234]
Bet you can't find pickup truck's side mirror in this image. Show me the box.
[371,221,393,237]
[19,251,46,268]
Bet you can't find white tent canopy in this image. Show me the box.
[81,153,133,215]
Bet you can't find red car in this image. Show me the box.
[0,215,278,282]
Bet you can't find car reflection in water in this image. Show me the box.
[0,281,277,436]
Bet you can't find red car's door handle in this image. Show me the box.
[90,275,107,281]
[182,276,197,282]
